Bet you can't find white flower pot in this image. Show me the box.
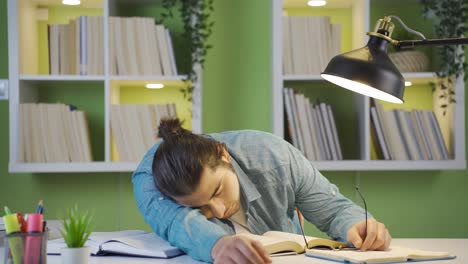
[60,246,90,264]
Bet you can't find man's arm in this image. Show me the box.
[132,156,227,262]
[287,146,369,242]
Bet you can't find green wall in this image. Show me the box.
[1,0,467,238]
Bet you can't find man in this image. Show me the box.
[133,119,391,264]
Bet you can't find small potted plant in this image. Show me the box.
[59,205,93,264]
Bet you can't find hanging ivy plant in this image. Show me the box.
[420,0,468,115]
[159,0,215,102]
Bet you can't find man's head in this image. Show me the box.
[152,118,241,219]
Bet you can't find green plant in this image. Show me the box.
[159,0,215,102]
[420,0,467,114]
[59,205,94,248]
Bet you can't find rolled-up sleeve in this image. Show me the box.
[288,146,370,242]
[132,147,227,262]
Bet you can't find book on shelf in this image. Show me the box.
[19,103,92,163]
[47,230,183,258]
[47,15,178,76]
[371,101,450,161]
[48,16,104,76]
[283,88,343,161]
[283,16,341,75]
[370,106,390,160]
[241,231,348,256]
[306,245,455,264]
[110,103,178,162]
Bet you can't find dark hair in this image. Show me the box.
[152,118,228,198]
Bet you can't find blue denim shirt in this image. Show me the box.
[132,130,369,263]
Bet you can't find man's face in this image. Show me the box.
[174,154,241,219]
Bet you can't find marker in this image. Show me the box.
[3,206,24,264]
[25,213,44,264]
[4,206,11,215]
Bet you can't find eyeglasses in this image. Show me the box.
[298,187,368,250]
[355,187,368,239]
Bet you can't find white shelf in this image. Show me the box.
[9,162,138,173]
[283,72,438,82]
[283,74,324,81]
[10,159,466,173]
[7,0,203,173]
[110,75,188,81]
[313,160,466,171]
[272,0,466,171]
[401,72,437,79]
[19,75,105,81]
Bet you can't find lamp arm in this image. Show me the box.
[388,15,427,40]
[395,38,468,49]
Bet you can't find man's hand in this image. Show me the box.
[347,218,391,251]
[211,235,272,264]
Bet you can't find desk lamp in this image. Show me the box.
[321,16,468,104]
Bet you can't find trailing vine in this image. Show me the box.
[159,0,215,102]
[420,0,468,115]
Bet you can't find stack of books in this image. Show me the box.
[284,88,343,161]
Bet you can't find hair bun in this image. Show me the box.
[158,118,189,140]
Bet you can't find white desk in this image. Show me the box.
[1,239,466,263]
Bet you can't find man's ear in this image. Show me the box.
[218,144,231,162]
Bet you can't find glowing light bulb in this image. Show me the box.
[308,0,327,7]
[146,83,164,89]
[62,0,81,5]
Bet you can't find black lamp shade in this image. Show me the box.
[321,35,405,104]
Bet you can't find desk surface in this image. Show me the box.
[1,239,467,263]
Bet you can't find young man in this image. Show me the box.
[133,119,391,264]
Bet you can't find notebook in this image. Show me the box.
[306,245,456,263]
[47,230,183,258]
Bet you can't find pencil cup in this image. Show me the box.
[3,231,48,264]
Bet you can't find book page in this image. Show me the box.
[100,233,183,258]
[391,246,451,259]
[306,246,452,263]
[263,231,312,248]
[307,248,406,263]
[239,233,287,247]
[263,231,346,249]
[239,233,304,255]
[89,230,148,243]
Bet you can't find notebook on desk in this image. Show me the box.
[306,245,456,263]
[47,230,183,258]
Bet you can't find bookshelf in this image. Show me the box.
[272,0,466,171]
[8,0,202,173]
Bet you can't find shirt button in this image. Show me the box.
[331,190,336,196]
[158,197,164,201]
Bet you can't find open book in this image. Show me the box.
[47,230,183,258]
[306,246,456,263]
[241,231,348,255]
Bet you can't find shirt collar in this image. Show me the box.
[229,154,261,207]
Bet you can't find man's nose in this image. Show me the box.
[209,200,226,218]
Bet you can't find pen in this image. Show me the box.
[36,200,43,214]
